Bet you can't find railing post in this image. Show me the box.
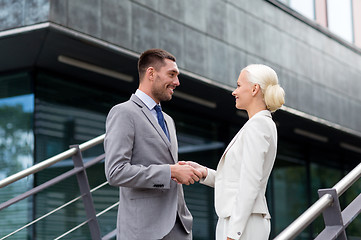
[342,193,361,227]
[315,188,346,240]
[71,145,101,240]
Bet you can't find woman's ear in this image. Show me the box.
[252,83,260,96]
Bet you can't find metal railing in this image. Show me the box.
[274,161,361,240]
[0,134,105,189]
[0,134,118,240]
[1,132,360,240]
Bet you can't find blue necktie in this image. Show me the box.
[154,105,170,140]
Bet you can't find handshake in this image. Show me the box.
[170,161,208,185]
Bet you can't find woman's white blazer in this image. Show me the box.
[201,110,277,239]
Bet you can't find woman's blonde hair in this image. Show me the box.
[243,64,285,112]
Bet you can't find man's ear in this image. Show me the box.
[146,67,155,81]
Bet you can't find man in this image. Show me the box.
[104,48,201,239]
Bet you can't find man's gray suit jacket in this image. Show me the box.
[104,94,192,239]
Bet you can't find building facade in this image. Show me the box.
[0,0,360,239]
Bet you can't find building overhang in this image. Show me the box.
[1,22,361,164]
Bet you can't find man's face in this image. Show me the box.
[151,59,180,103]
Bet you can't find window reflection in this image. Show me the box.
[277,0,357,44]
[327,0,353,42]
[0,94,34,174]
[279,0,315,19]
[0,73,34,239]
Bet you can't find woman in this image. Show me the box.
[187,64,285,240]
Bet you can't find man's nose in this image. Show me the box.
[174,77,180,86]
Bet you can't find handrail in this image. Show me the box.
[0,154,105,211]
[0,134,105,189]
[274,161,361,240]
[333,161,361,196]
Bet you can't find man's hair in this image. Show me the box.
[137,48,176,81]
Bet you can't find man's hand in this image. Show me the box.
[179,161,208,178]
[170,163,202,185]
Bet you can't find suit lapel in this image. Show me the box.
[218,110,272,164]
[131,95,176,162]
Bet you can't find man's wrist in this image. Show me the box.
[169,164,177,178]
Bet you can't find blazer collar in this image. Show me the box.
[252,109,272,119]
[131,93,148,108]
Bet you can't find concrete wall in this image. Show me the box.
[2,0,361,134]
[0,0,49,29]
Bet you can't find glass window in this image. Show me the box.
[310,162,342,236]
[271,158,310,239]
[34,72,124,161]
[279,0,315,20]
[0,72,34,239]
[327,0,353,42]
[173,109,225,239]
[33,72,122,239]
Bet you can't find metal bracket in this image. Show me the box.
[315,188,346,240]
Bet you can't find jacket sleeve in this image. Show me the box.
[104,105,171,189]
[200,168,216,188]
[227,119,271,239]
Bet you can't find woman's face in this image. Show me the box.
[232,70,254,110]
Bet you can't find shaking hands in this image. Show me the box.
[170,161,208,185]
